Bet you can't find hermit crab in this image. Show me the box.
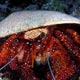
[0,11,80,80]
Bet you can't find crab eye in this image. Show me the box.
[39,32,45,38]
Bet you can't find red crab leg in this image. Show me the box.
[0,34,17,66]
[55,30,80,61]
[19,64,39,80]
[66,29,80,45]
[45,37,77,80]
[9,42,25,70]
[9,39,39,80]
[0,35,24,70]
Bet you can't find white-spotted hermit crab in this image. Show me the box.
[0,11,80,80]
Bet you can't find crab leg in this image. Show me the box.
[17,42,40,80]
[19,64,39,80]
[66,29,80,45]
[0,34,17,66]
[45,37,77,80]
[55,30,80,61]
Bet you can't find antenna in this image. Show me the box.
[47,56,55,80]
[0,55,17,71]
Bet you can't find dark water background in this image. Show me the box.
[0,0,80,21]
